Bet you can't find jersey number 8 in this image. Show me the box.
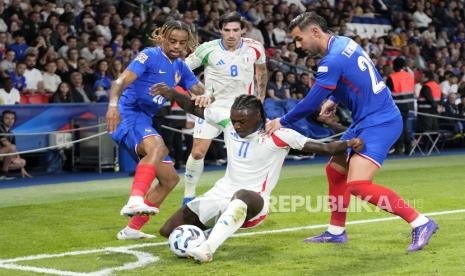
[230,65,238,77]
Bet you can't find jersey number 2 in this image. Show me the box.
[357,55,385,94]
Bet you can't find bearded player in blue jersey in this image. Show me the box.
[106,21,211,240]
[266,12,438,252]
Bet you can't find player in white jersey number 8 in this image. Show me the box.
[151,83,363,263]
[182,12,268,206]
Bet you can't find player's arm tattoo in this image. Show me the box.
[255,63,268,102]
[301,140,349,156]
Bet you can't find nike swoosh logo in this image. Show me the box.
[159,70,166,73]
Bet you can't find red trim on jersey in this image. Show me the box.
[248,83,252,95]
[316,83,336,90]
[340,76,362,95]
[271,133,289,147]
[241,214,267,228]
[250,46,261,60]
[261,174,268,192]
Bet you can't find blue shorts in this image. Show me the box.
[110,112,172,163]
[341,118,402,167]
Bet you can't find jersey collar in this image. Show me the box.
[160,47,174,64]
[219,38,243,52]
[326,35,335,52]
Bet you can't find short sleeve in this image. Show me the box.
[315,55,342,90]
[126,49,153,77]
[178,62,199,91]
[185,41,216,70]
[252,42,266,64]
[271,128,307,150]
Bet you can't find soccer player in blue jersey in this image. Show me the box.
[266,12,438,252]
[105,21,211,240]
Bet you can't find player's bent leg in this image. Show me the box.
[184,138,212,205]
[188,190,262,263]
[159,206,206,238]
[121,136,169,217]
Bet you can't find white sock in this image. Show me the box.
[127,196,144,206]
[327,224,345,235]
[184,155,204,198]
[409,214,429,228]
[205,199,247,253]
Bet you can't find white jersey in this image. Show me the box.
[185,38,266,107]
[204,109,307,197]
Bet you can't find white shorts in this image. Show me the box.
[193,116,223,139]
[187,185,269,229]
[193,104,231,139]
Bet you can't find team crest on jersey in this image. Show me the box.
[175,71,181,83]
[242,55,250,63]
[135,52,148,64]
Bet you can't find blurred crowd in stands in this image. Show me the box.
[0,0,465,170]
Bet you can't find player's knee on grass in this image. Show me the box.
[231,189,264,221]
[159,206,205,238]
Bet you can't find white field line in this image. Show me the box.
[0,208,464,275]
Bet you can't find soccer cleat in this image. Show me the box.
[120,202,159,217]
[304,231,348,243]
[182,197,195,206]
[117,226,156,240]
[407,217,438,252]
[186,242,213,263]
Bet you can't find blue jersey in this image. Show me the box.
[119,47,198,118]
[281,36,400,129]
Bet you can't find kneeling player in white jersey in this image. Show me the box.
[152,85,363,262]
[182,12,268,205]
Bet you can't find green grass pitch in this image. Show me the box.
[0,155,464,275]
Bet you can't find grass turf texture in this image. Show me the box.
[0,155,464,275]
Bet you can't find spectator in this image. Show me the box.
[50,82,82,103]
[80,38,104,63]
[0,75,20,105]
[7,62,26,92]
[23,11,42,45]
[0,49,15,75]
[441,93,463,134]
[50,23,69,52]
[0,110,31,179]
[70,72,95,103]
[67,48,80,70]
[23,54,44,94]
[8,32,28,61]
[95,14,112,43]
[58,36,78,59]
[55,57,72,83]
[440,71,459,97]
[110,59,124,80]
[42,60,62,94]
[267,70,291,100]
[77,57,95,85]
[293,72,311,100]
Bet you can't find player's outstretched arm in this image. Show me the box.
[150,83,206,119]
[301,138,364,155]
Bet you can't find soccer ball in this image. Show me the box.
[168,225,207,257]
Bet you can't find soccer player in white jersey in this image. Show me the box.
[151,85,363,263]
[182,12,268,205]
